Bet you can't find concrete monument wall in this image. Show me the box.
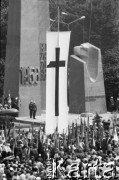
[4,0,49,116]
[69,43,107,114]
[69,57,85,113]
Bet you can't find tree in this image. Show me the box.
[0,0,8,97]
[88,0,119,110]
[0,58,5,97]
[0,0,8,58]
[103,45,119,109]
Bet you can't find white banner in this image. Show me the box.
[46,31,71,134]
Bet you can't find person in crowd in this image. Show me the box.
[12,97,19,110]
[4,165,14,180]
[110,96,115,112]
[4,104,8,109]
[32,101,37,119]
[19,168,26,180]
[2,173,7,180]
[12,171,19,180]
[29,100,33,118]
[0,104,4,110]
[116,96,119,112]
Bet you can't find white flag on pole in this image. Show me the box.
[113,125,118,142]
[46,31,71,134]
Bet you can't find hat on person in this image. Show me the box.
[2,174,6,177]
[83,158,88,163]
[13,164,18,168]
[10,167,14,171]
[18,140,23,144]
[36,177,41,180]
[110,157,114,161]
[4,104,8,107]
[92,149,97,155]
[1,163,5,167]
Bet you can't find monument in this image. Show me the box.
[69,43,107,114]
[4,0,50,116]
[4,0,107,134]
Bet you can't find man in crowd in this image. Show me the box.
[110,96,115,112]
[29,100,33,118]
[116,96,119,112]
[29,100,37,119]
[32,101,37,119]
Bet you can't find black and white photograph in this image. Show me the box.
[0,0,119,179]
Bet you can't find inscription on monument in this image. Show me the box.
[85,95,105,102]
[20,67,40,85]
[40,43,46,81]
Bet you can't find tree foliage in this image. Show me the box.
[0,0,8,58]
[0,0,8,97]
[103,45,119,108]
[0,58,5,96]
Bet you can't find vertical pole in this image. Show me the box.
[58,6,60,32]
[56,5,60,136]
[82,18,84,43]
[6,121,8,140]
[57,6,60,47]
[4,122,7,140]
[2,91,5,105]
[19,122,20,135]
[32,122,34,136]
[55,48,60,136]
[57,1,60,145]
[89,0,92,43]
[13,123,15,139]
[63,129,65,147]
[13,123,15,155]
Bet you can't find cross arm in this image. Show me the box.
[47,61,65,68]
[47,61,56,68]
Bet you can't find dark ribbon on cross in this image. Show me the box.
[47,47,65,116]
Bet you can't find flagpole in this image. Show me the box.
[56,6,60,138]
[58,6,59,47]
[57,5,60,47]
[13,123,15,155]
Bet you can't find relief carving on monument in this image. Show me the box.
[40,43,46,81]
[20,66,40,85]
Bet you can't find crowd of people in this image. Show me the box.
[0,96,19,111]
[0,114,119,180]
